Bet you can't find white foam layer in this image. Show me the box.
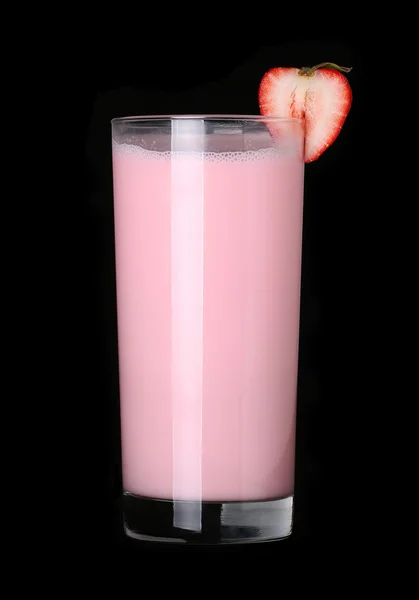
[112,141,295,164]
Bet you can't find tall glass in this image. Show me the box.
[111,115,305,544]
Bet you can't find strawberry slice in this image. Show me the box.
[258,62,352,162]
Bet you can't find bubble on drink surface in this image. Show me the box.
[112,141,300,163]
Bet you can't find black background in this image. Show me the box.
[77,31,369,564]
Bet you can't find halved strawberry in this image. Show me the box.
[258,62,352,163]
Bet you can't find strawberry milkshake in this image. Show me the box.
[111,66,352,544]
[112,116,304,543]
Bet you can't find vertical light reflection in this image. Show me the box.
[171,119,204,531]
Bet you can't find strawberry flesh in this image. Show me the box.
[258,67,352,162]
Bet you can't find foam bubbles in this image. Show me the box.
[112,141,291,164]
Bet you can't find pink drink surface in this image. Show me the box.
[112,138,304,502]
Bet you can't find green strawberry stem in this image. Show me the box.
[298,63,352,77]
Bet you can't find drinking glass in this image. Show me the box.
[111,115,305,544]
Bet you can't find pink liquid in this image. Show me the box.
[112,138,304,502]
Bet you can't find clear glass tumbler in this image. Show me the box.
[111,115,305,544]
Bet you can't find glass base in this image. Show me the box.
[123,492,293,545]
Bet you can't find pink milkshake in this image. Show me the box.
[111,116,305,542]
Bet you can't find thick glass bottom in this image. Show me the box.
[123,492,293,545]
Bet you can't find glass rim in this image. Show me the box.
[111,114,304,124]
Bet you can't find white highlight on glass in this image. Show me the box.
[170,119,205,531]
